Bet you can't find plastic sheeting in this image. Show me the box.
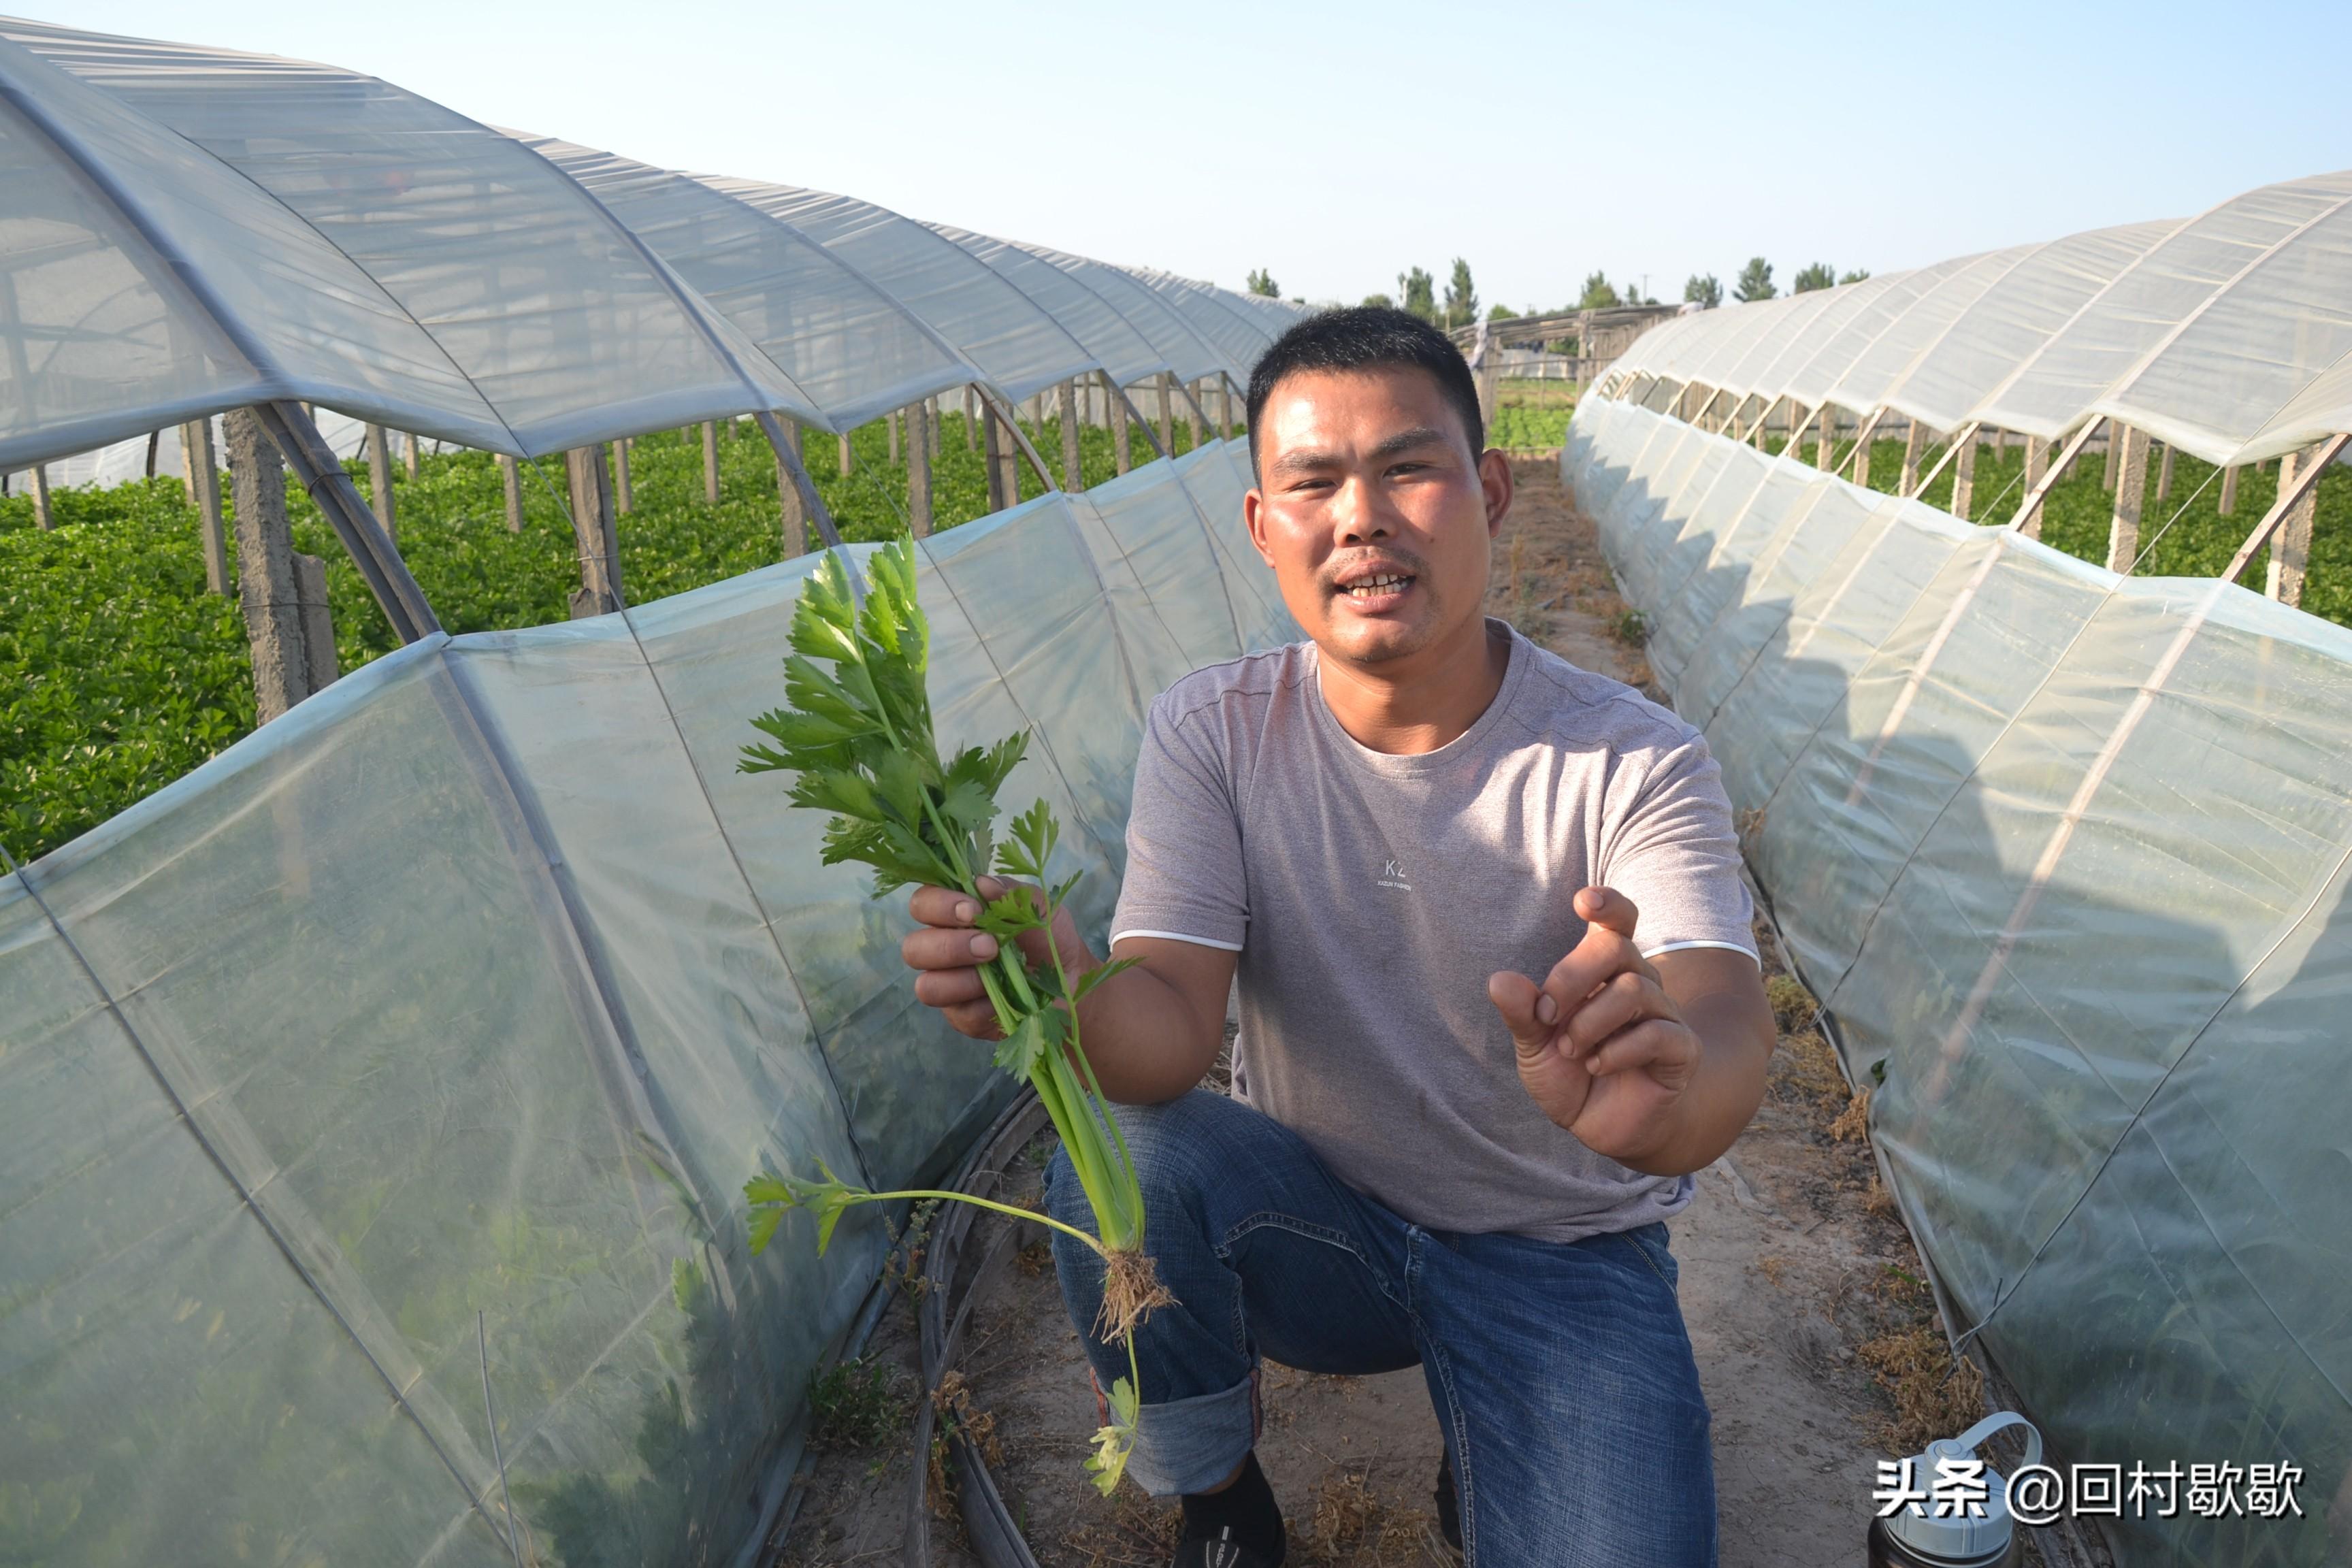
[1017,244,1235,385]
[0,444,1290,1568]
[930,223,1171,391]
[5,17,813,457]
[1609,167,2352,468]
[700,178,1099,406]
[1126,266,1275,380]
[516,134,979,434]
[1882,223,2175,434]
[0,14,1288,483]
[0,30,509,468]
[1567,397,2352,1568]
[1984,174,2352,453]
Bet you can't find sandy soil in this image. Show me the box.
[766,457,2004,1568]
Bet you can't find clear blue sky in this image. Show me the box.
[59,0,2352,313]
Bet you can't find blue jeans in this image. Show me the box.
[1044,1090,1717,1567]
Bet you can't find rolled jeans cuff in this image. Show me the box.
[1122,1371,1259,1497]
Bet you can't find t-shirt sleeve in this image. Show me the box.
[1110,695,1250,952]
[1599,731,1758,962]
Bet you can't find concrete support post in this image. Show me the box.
[2106,425,2149,572]
[1107,373,1132,474]
[928,395,942,458]
[184,419,229,593]
[2218,463,2239,515]
[964,387,979,451]
[498,453,524,533]
[838,429,855,478]
[29,463,51,529]
[997,402,1023,503]
[225,408,309,721]
[365,423,397,543]
[1188,379,1207,451]
[703,421,721,504]
[293,552,338,693]
[1899,419,1927,494]
[612,438,633,514]
[775,419,807,557]
[2154,442,2174,502]
[566,445,623,618]
[982,402,1008,512]
[2267,446,2319,606]
[1156,372,1175,457]
[1059,378,1084,491]
[1950,435,1978,521]
[404,431,421,480]
[2025,436,2048,493]
[906,403,933,538]
[2101,423,2120,491]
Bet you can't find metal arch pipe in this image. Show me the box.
[255,400,440,642]
[1169,376,1218,440]
[972,384,1062,494]
[754,410,847,551]
[2222,431,2349,581]
[2002,416,2108,533]
[1110,380,1169,462]
[1905,421,1981,500]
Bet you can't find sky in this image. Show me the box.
[59,0,2352,314]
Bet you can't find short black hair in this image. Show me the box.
[1245,306,1485,477]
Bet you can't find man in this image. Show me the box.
[900,308,1774,1567]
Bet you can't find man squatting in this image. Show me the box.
[899,307,1777,1567]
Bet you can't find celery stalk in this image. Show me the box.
[738,539,1166,1492]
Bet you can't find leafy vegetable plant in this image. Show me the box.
[737,537,1167,1494]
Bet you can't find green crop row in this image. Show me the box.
[1,412,1224,866]
[1490,404,1573,449]
[1765,434,2351,627]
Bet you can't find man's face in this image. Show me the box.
[1243,366,1510,670]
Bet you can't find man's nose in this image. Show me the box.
[1332,475,1391,544]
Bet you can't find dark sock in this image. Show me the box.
[1181,1452,1284,1563]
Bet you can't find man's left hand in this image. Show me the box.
[1487,886,1703,1165]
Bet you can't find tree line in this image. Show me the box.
[1682,258,1870,308]
[1239,253,1877,326]
[1250,259,1493,330]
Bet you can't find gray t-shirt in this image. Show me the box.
[1111,620,1757,1242]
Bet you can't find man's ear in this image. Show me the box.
[1243,487,1276,566]
[1479,448,1515,536]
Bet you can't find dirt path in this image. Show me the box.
[768,459,1986,1568]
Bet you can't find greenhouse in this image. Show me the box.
[1568,165,2352,1567]
[10,1,2352,1561]
[0,15,1301,1567]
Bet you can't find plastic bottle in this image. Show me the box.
[1867,1411,2042,1568]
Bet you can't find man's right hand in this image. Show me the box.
[900,879,1096,1041]
[900,884,1237,1102]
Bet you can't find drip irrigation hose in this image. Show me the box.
[905,1088,1055,1568]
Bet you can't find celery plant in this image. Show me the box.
[738,539,1165,1493]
